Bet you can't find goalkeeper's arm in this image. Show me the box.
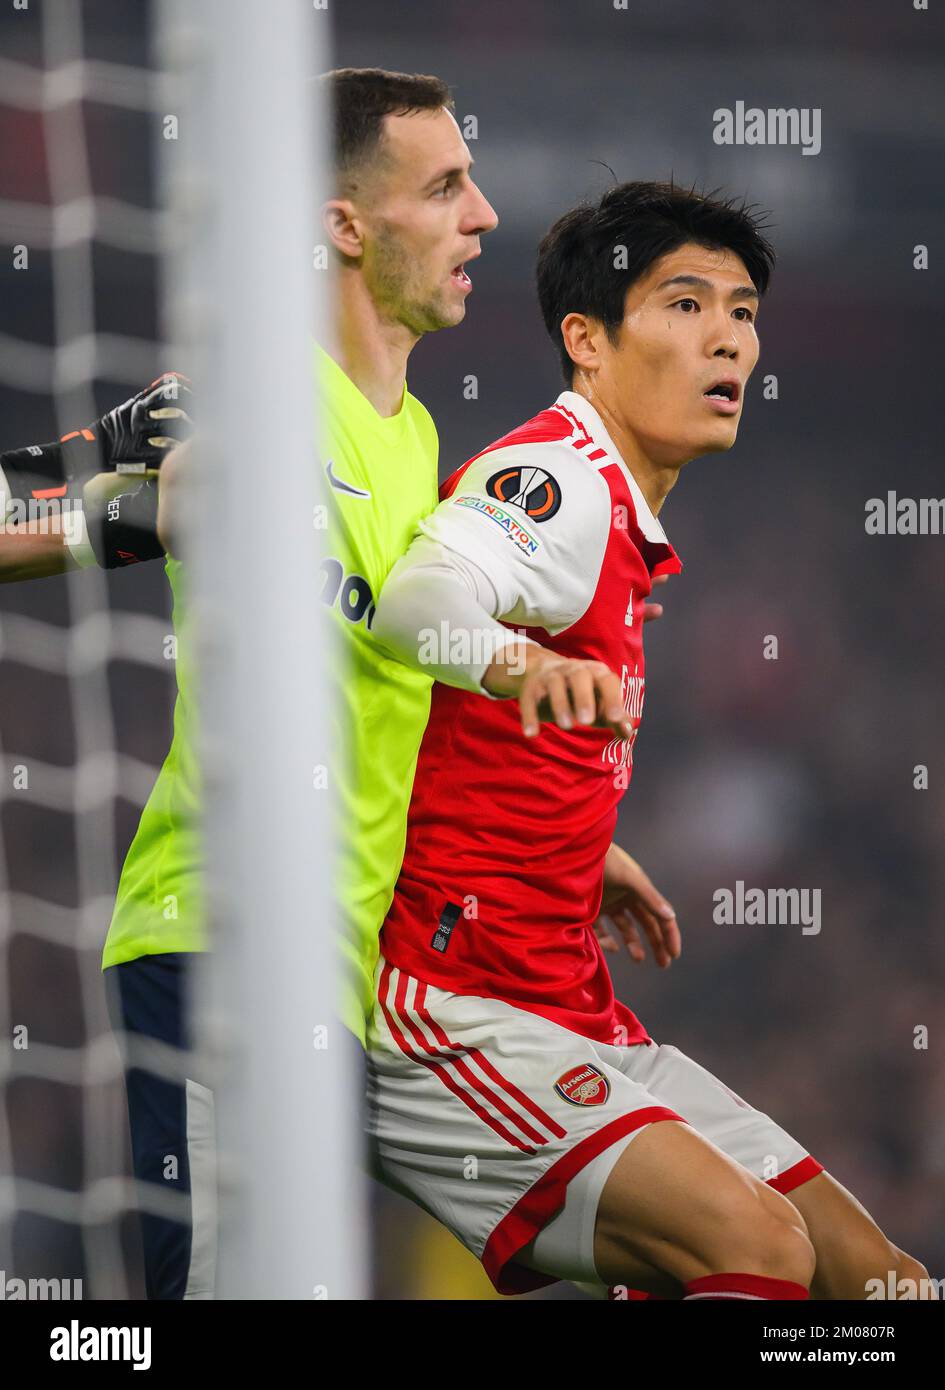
[0,455,88,582]
[0,524,79,583]
[0,470,166,583]
[0,375,191,583]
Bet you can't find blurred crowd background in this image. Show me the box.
[1,0,942,1298]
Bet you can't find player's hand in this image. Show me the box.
[594,841,680,969]
[486,644,635,741]
[95,373,193,474]
[642,572,670,624]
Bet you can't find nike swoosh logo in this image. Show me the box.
[325,459,371,498]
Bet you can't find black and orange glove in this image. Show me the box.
[0,373,193,504]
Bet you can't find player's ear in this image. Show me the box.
[560,312,601,379]
[322,198,364,260]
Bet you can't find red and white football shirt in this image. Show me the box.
[380,391,682,1047]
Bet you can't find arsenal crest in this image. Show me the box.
[554,1062,610,1107]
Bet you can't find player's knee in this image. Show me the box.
[596,1132,816,1289]
[667,1177,814,1287]
[693,1176,814,1282]
[725,1200,815,1287]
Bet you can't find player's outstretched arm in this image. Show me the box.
[0,374,192,583]
[0,526,78,583]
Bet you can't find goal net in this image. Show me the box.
[0,0,362,1300]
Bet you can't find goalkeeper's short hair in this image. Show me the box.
[322,67,453,193]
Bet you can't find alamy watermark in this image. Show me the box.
[713,102,821,156]
[417,622,530,677]
[713,880,821,935]
[865,493,945,535]
[0,493,84,542]
[866,1270,943,1300]
[1,1268,82,1299]
[50,1320,150,1370]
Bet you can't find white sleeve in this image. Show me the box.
[372,534,538,695]
[416,441,612,634]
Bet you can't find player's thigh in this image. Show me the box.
[593,1115,810,1288]
[516,1127,683,1297]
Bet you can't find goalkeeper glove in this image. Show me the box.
[0,373,193,503]
[87,479,165,569]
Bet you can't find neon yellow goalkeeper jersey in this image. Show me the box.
[102,345,439,1043]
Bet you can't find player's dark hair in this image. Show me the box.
[536,180,776,383]
[324,68,454,189]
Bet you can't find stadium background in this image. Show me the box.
[1,0,942,1298]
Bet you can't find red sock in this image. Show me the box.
[684,1273,809,1301]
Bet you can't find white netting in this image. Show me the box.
[1,0,360,1302]
[0,0,188,1298]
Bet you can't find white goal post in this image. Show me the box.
[160,0,365,1299]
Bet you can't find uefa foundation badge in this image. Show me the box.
[554,1063,610,1107]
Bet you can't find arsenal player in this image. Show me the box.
[368,181,930,1300]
